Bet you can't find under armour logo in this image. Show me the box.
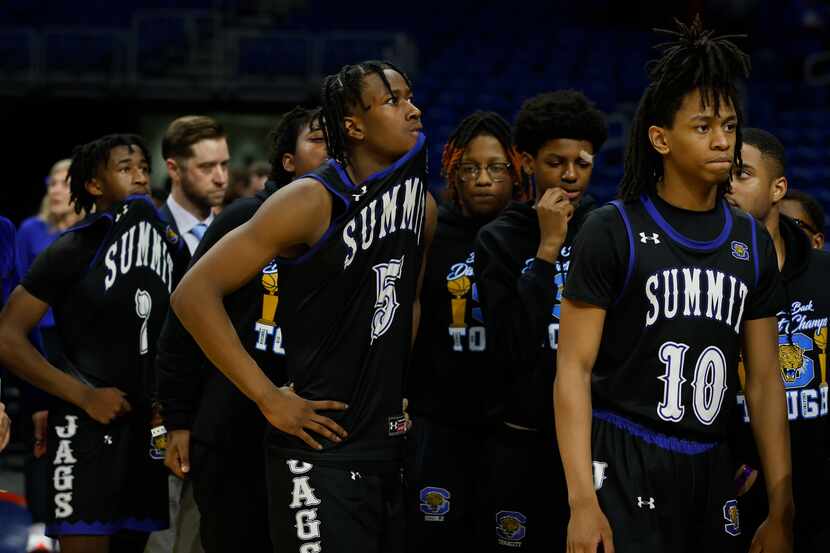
[351,185,368,201]
[351,471,362,481]
[637,496,656,510]
[639,232,661,244]
[104,435,113,445]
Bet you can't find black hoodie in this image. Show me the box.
[474,196,597,433]
[156,182,287,449]
[734,214,830,521]
[407,202,501,425]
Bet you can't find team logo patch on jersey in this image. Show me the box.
[496,511,527,545]
[722,499,740,536]
[165,225,179,244]
[419,487,450,520]
[730,241,750,261]
[779,334,815,388]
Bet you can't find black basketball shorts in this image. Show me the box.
[45,403,168,537]
[266,450,405,553]
[591,410,740,553]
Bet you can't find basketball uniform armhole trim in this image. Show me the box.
[748,213,760,287]
[331,132,426,189]
[610,200,635,306]
[641,194,734,251]
[276,174,351,267]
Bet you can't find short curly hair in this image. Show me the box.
[513,90,608,157]
[68,134,151,214]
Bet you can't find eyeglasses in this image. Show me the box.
[457,162,512,183]
[791,217,821,236]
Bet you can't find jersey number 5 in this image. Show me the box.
[657,341,727,425]
[371,257,405,344]
[135,289,152,355]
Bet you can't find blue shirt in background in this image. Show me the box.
[15,216,60,328]
[0,216,17,306]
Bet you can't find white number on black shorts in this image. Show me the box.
[657,341,727,426]
[370,256,404,344]
[135,289,152,355]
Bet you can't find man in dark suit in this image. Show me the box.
[145,115,229,553]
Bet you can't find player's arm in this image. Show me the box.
[555,298,614,553]
[0,286,131,424]
[411,193,437,347]
[170,178,348,450]
[157,201,260,478]
[742,316,794,552]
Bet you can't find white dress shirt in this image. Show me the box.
[165,195,214,255]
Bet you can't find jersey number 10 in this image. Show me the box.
[657,341,728,425]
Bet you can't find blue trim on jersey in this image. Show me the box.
[46,516,167,536]
[61,195,163,271]
[748,214,760,287]
[610,200,635,306]
[276,173,352,267]
[641,194,733,251]
[123,193,158,213]
[59,212,114,238]
[330,132,426,189]
[593,409,717,455]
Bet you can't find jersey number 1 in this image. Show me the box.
[657,341,727,425]
[371,257,404,344]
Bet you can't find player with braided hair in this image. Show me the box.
[557,17,792,552]
[171,60,436,553]
[405,111,522,551]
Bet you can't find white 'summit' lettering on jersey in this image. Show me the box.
[645,268,748,333]
[342,178,425,269]
[104,221,174,292]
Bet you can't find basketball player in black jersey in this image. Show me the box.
[555,19,794,553]
[0,134,188,553]
[157,106,327,552]
[474,90,607,552]
[405,111,524,551]
[727,128,830,553]
[170,60,436,553]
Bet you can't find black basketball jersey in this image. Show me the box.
[22,195,188,401]
[270,133,428,467]
[566,194,779,440]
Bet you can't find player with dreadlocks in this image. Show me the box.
[556,17,793,553]
[405,111,523,551]
[156,105,327,552]
[170,60,436,553]
[0,134,189,552]
[473,90,607,551]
